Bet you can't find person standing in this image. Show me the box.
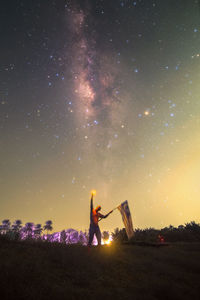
[88,191,112,247]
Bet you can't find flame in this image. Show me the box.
[91,190,96,196]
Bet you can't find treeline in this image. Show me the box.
[0,219,109,245]
[1,219,200,244]
[0,219,53,240]
[112,221,200,243]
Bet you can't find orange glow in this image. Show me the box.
[102,236,112,245]
[91,189,96,196]
[105,239,111,245]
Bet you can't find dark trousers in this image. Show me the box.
[88,224,101,246]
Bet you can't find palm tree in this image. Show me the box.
[23,222,34,239]
[43,220,53,237]
[12,220,22,240]
[1,219,11,235]
[12,220,22,232]
[34,224,43,238]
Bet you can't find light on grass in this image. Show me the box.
[102,236,113,246]
[105,239,111,245]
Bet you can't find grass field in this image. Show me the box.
[0,238,200,300]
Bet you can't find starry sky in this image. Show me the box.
[1,0,200,233]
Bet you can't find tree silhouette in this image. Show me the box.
[12,220,22,240]
[12,220,22,231]
[1,219,11,234]
[34,224,43,238]
[60,230,67,243]
[23,222,34,239]
[43,220,53,236]
[78,231,87,245]
[112,228,128,242]
[102,231,109,243]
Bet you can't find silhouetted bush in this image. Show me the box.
[112,221,200,243]
[112,227,128,243]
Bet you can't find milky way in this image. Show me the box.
[67,2,128,184]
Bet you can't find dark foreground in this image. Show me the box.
[0,238,200,300]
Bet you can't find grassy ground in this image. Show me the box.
[0,238,200,300]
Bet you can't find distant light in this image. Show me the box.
[134,68,139,73]
[144,110,149,116]
[194,28,198,33]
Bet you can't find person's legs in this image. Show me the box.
[88,225,95,246]
[95,226,101,246]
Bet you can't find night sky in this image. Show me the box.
[1,0,200,233]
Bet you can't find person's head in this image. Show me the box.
[95,205,101,212]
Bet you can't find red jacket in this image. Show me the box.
[92,208,104,226]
